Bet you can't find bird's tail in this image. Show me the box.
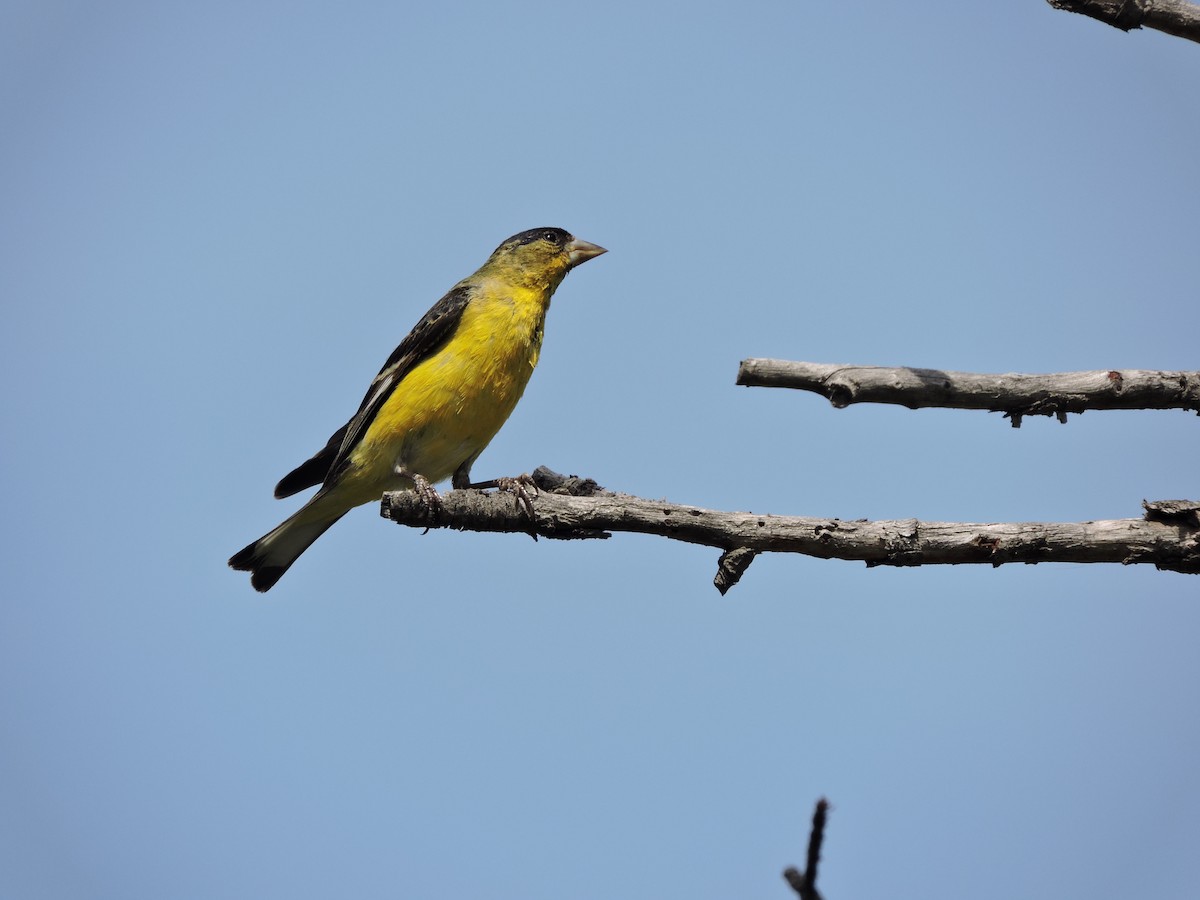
[229,502,347,593]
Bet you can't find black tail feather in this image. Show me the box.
[228,509,344,593]
[228,541,286,593]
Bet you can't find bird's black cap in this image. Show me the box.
[503,227,572,250]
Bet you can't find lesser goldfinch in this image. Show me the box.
[229,227,606,592]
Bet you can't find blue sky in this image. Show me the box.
[2,2,1198,898]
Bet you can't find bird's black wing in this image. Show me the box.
[273,421,350,498]
[273,284,474,498]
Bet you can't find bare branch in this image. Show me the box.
[736,360,1200,427]
[381,470,1200,591]
[783,798,830,900]
[1048,0,1200,44]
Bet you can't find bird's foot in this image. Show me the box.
[470,473,538,520]
[496,473,539,520]
[410,473,443,524]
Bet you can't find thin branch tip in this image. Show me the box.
[1048,0,1200,44]
[783,797,830,900]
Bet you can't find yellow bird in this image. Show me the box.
[230,227,606,591]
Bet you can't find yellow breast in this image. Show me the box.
[349,283,549,488]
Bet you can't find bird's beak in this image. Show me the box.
[566,238,607,268]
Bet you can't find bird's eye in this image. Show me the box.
[543,230,561,245]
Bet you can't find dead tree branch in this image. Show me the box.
[736,360,1200,427]
[381,470,1200,592]
[1048,0,1200,44]
[783,798,830,900]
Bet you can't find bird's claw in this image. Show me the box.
[411,474,443,526]
[493,473,538,520]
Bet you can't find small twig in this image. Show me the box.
[1047,0,1200,44]
[736,360,1200,427]
[783,798,830,900]
[380,471,1200,592]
